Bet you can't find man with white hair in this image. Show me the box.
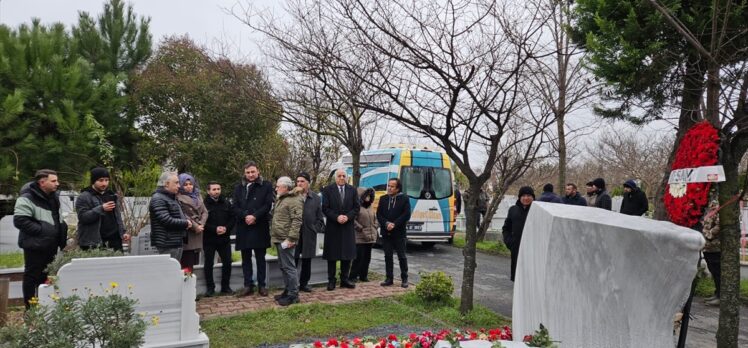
[270,176,304,306]
[321,169,360,290]
[149,172,192,260]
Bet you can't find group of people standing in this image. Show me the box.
[13,164,413,309]
[502,178,650,282]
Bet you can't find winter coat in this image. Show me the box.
[149,188,189,249]
[232,178,274,250]
[620,186,649,216]
[321,183,360,261]
[376,192,412,240]
[702,198,720,253]
[562,193,587,206]
[295,191,324,259]
[13,182,67,251]
[270,187,305,244]
[177,194,209,251]
[594,190,612,211]
[502,200,531,252]
[539,191,563,203]
[203,195,234,246]
[355,188,379,244]
[75,187,125,248]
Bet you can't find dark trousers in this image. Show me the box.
[704,251,721,297]
[327,260,351,283]
[180,249,201,272]
[510,249,519,282]
[22,248,57,309]
[350,243,373,281]
[295,257,312,287]
[241,248,267,287]
[382,237,408,281]
[204,242,233,291]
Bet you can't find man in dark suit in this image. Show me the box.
[376,178,412,288]
[232,161,275,297]
[321,169,360,290]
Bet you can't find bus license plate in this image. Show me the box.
[406,223,423,232]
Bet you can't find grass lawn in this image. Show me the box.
[0,252,23,268]
[694,274,748,304]
[231,247,277,262]
[451,233,510,257]
[202,292,509,348]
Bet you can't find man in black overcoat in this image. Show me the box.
[321,169,360,290]
[232,161,274,297]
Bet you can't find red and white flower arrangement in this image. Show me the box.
[663,121,720,227]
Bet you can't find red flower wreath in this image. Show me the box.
[663,121,720,227]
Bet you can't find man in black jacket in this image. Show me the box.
[203,182,234,296]
[590,178,612,211]
[294,172,325,293]
[620,179,649,216]
[502,186,534,282]
[562,183,587,206]
[76,167,128,251]
[376,178,412,288]
[232,162,275,297]
[13,169,68,309]
[321,169,360,290]
[149,172,192,260]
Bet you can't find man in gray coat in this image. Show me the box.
[294,172,324,293]
[76,167,129,251]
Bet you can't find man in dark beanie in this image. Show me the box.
[591,178,612,211]
[538,183,562,203]
[294,171,324,293]
[502,186,534,281]
[620,179,649,216]
[75,167,128,251]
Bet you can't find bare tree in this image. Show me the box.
[232,0,379,186]
[283,122,342,190]
[312,0,554,313]
[528,0,597,196]
[586,130,673,198]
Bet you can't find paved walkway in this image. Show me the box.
[196,280,411,320]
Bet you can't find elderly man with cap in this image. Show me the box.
[502,186,534,282]
[75,167,128,251]
[294,172,325,293]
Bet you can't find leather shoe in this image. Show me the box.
[359,277,369,282]
[401,280,409,288]
[274,291,288,301]
[220,287,234,294]
[278,295,299,306]
[237,286,254,297]
[327,282,336,291]
[205,289,215,297]
[341,281,356,289]
[380,279,394,286]
[300,285,313,293]
[259,287,269,296]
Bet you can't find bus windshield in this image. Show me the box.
[400,166,452,200]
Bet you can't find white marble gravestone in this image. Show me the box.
[512,202,704,348]
[38,255,209,348]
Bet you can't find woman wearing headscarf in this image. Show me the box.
[177,173,209,272]
[349,187,379,282]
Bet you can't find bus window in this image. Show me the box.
[432,168,453,199]
[401,167,426,198]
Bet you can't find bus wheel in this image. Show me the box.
[447,237,454,245]
[421,242,436,249]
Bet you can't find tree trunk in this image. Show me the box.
[557,113,567,197]
[350,145,362,187]
[716,144,741,348]
[652,60,705,220]
[459,181,484,314]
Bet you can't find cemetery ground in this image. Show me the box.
[1,244,747,347]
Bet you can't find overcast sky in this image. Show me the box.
[2,0,677,165]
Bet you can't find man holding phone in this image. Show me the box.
[76,167,129,251]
